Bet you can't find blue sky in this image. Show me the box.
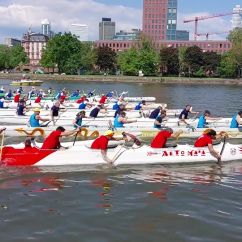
[0,0,241,43]
[96,0,241,13]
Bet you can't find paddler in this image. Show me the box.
[150,128,183,148]
[113,111,137,128]
[178,105,199,125]
[230,111,242,128]
[41,126,79,150]
[29,108,50,127]
[73,111,87,128]
[194,129,228,162]
[90,130,126,164]
[197,110,221,128]
[154,110,168,129]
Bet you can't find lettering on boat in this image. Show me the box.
[230,148,237,156]
[147,150,206,157]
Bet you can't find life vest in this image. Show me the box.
[230,113,238,128]
[74,117,82,128]
[135,102,142,110]
[197,115,206,128]
[114,115,124,128]
[79,103,87,109]
[29,114,40,127]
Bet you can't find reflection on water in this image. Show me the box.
[1,162,242,241]
[91,178,113,213]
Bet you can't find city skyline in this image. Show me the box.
[0,0,241,43]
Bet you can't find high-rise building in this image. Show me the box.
[232,5,242,29]
[99,18,116,40]
[70,24,88,41]
[41,19,51,37]
[143,0,177,41]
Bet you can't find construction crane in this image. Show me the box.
[184,12,237,41]
[196,31,230,40]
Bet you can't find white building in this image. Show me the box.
[69,24,88,41]
[41,19,51,37]
[232,5,242,29]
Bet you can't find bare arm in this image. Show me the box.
[36,115,49,122]
[208,144,221,161]
[236,115,242,125]
[170,130,183,139]
[61,129,79,137]
[119,117,137,124]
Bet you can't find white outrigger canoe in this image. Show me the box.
[0,108,181,119]
[2,126,242,139]
[1,140,242,166]
[0,115,233,129]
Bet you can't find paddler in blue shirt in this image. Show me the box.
[197,110,221,128]
[114,111,137,128]
[154,110,167,128]
[29,108,50,127]
[230,111,242,128]
[73,111,87,128]
[134,100,146,110]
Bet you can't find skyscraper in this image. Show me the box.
[70,24,88,41]
[143,0,177,41]
[232,5,242,29]
[41,19,51,37]
[99,18,116,40]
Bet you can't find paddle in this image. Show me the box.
[218,136,226,164]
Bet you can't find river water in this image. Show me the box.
[0,80,242,242]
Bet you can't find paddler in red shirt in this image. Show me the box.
[41,126,78,150]
[14,93,21,103]
[91,130,125,164]
[194,129,227,162]
[99,94,107,104]
[150,128,183,148]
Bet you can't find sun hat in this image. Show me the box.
[33,108,41,112]
[105,130,114,136]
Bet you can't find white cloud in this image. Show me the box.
[0,0,142,42]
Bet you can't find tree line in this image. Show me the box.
[1,29,242,78]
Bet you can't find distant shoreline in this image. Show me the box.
[0,73,242,85]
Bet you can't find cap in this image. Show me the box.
[33,108,41,112]
[105,130,114,136]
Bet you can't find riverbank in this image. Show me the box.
[0,73,242,85]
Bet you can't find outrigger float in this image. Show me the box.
[1,140,242,167]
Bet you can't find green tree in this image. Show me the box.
[228,28,242,77]
[184,46,204,76]
[95,46,117,73]
[138,39,159,76]
[160,47,179,75]
[118,47,139,76]
[118,38,159,76]
[218,52,237,78]
[0,45,10,70]
[9,45,28,68]
[41,32,95,74]
[178,47,187,76]
[203,51,221,76]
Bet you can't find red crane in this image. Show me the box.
[196,31,230,40]
[184,12,235,41]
